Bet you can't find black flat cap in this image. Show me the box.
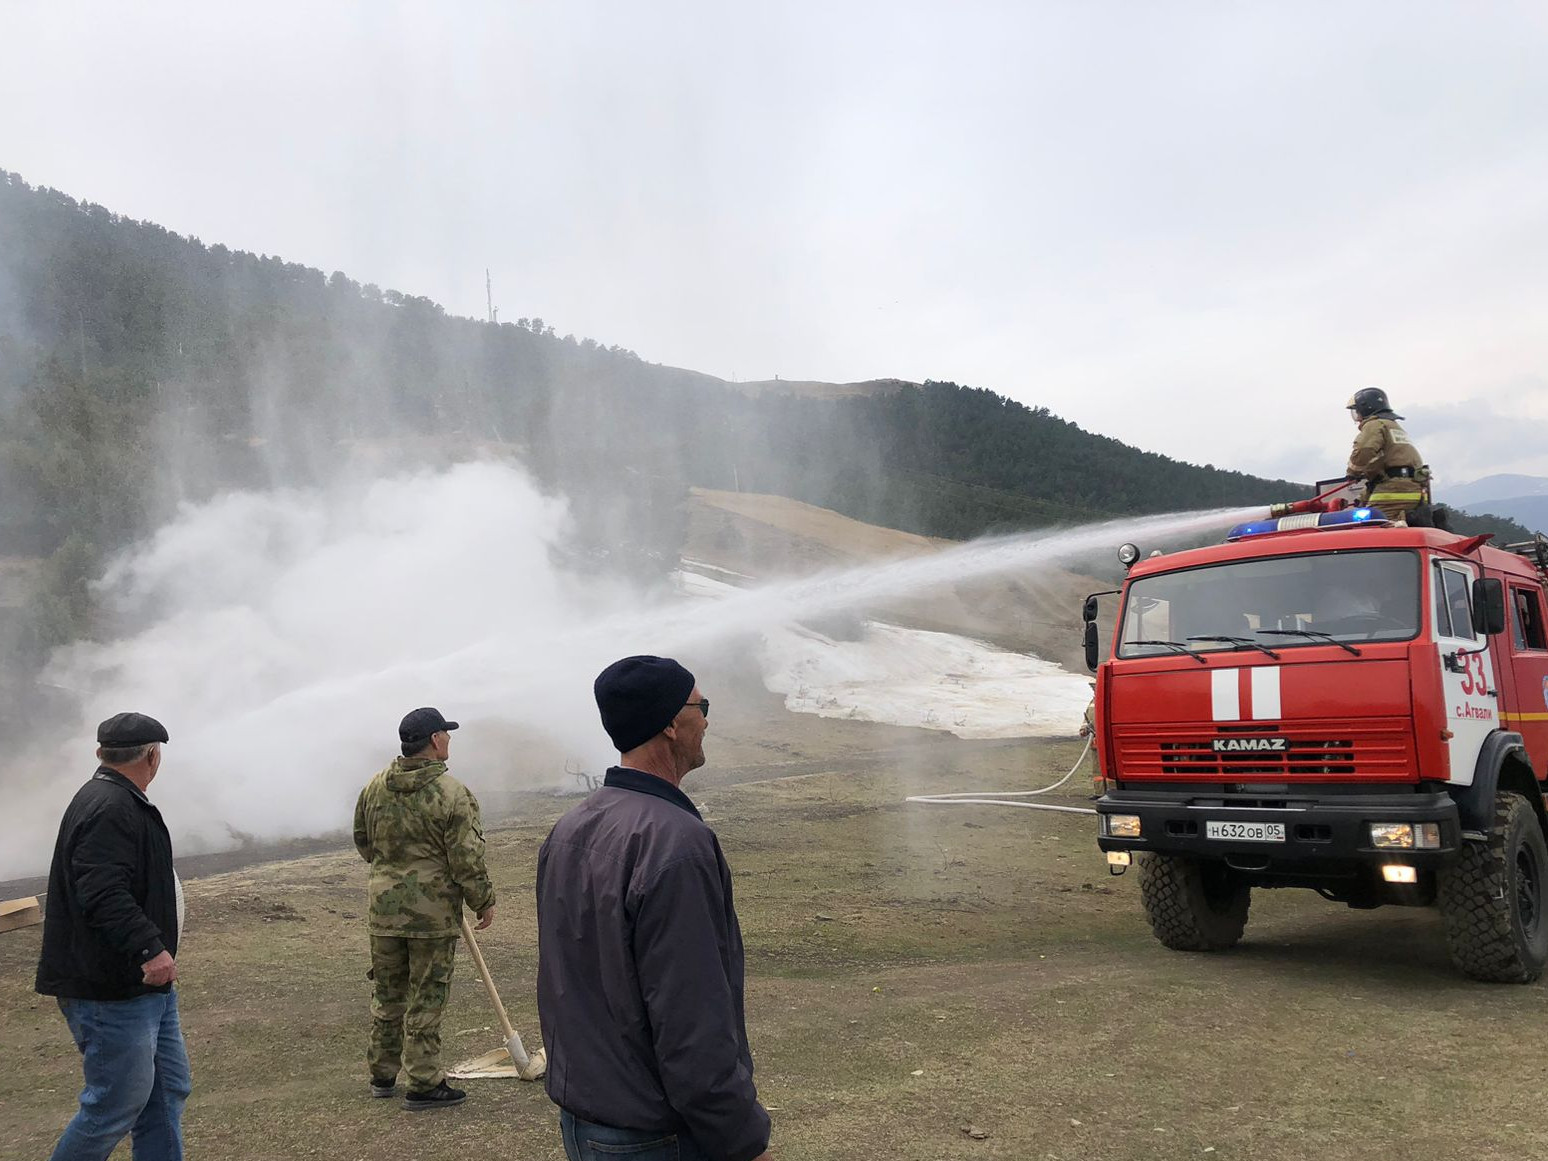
[97,712,169,747]
[594,656,696,753]
[399,707,459,745]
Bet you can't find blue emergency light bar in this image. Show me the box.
[1226,507,1390,542]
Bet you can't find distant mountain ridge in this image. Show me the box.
[0,167,1309,548]
[1446,474,1548,537]
[728,377,911,400]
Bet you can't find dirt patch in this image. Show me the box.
[214,894,308,924]
[692,487,946,562]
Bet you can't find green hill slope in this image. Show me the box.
[1,168,1531,694]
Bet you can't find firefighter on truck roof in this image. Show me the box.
[1345,386,1429,525]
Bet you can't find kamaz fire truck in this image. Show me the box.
[1088,495,1548,982]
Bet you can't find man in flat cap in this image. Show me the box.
[353,707,495,1110]
[536,657,773,1161]
[36,712,192,1161]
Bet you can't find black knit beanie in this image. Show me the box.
[594,655,697,754]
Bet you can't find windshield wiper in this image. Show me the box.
[1125,639,1208,664]
[1186,635,1282,659]
[1257,629,1362,656]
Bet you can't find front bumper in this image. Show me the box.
[1095,787,1462,872]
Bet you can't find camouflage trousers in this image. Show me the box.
[368,935,458,1093]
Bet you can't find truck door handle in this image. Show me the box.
[1445,647,1489,672]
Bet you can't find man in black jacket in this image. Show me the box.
[36,712,191,1161]
[536,657,773,1161]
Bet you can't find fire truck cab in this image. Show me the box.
[1089,509,1548,982]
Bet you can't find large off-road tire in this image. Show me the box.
[1437,791,1548,983]
[1138,853,1251,951]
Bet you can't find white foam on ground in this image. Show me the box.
[676,570,1090,738]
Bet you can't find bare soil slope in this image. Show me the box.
[685,488,1102,672]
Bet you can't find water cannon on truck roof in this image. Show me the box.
[1082,489,1548,982]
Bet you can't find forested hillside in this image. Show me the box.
[0,169,1529,717]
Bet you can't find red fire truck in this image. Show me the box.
[1088,503,1548,981]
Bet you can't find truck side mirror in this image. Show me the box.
[1472,577,1507,636]
[1082,595,1100,623]
[1084,621,1100,671]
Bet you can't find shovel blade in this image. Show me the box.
[506,1033,547,1081]
[515,1046,547,1082]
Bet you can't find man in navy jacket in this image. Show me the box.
[536,657,773,1161]
[36,712,191,1161]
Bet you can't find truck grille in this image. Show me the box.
[1113,721,1415,782]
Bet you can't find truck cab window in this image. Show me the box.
[1512,587,1547,651]
[1436,565,1477,643]
[1433,565,1453,637]
[1131,596,1173,641]
[1118,550,1419,657]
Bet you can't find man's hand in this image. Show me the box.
[475,905,495,931]
[141,951,177,986]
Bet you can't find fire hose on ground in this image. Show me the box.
[904,737,1097,816]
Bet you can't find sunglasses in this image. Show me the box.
[683,698,710,721]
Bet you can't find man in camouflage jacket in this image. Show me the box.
[353,707,495,1110]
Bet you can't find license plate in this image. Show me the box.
[1205,820,1286,843]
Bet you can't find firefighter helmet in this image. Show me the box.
[1345,387,1391,418]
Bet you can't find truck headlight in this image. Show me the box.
[1370,823,1413,849]
[1369,823,1441,850]
[1103,814,1142,838]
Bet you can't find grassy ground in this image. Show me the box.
[5,736,1548,1160]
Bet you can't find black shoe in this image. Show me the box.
[370,1077,397,1099]
[403,1081,466,1111]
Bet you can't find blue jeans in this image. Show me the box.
[560,1109,711,1161]
[51,991,192,1161]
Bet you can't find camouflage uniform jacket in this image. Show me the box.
[1346,415,1424,482]
[353,758,496,938]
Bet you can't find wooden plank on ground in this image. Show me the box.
[0,896,42,933]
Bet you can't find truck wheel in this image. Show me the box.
[1138,853,1250,951]
[1438,791,1548,983]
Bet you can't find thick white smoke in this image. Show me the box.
[9,461,617,876]
[3,456,1254,879]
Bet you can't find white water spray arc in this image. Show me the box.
[3,460,1259,876]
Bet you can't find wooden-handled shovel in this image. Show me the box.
[459,913,547,1081]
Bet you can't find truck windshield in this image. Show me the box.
[1118,549,1420,658]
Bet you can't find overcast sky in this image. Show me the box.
[2,2,1546,488]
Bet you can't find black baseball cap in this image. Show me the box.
[97,712,170,748]
[399,707,459,745]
